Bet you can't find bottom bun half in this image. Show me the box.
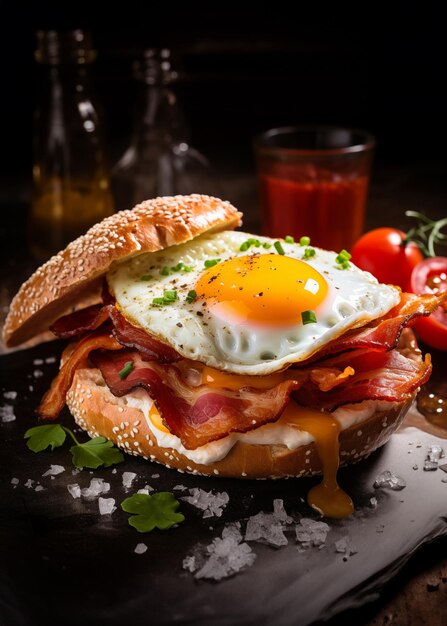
[65,357,417,480]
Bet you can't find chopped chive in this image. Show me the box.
[299,236,311,246]
[263,242,272,249]
[301,310,317,325]
[163,290,178,302]
[204,258,221,268]
[118,361,134,380]
[239,238,262,252]
[303,247,316,259]
[140,274,153,281]
[160,262,195,276]
[186,289,197,303]
[335,249,352,269]
[274,241,285,255]
[153,289,178,306]
[335,249,352,262]
[284,235,295,243]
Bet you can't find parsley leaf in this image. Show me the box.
[121,492,185,532]
[24,424,124,470]
[24,424,67,452]
[70,437,125,469]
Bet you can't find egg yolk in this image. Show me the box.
[195,254,328,326]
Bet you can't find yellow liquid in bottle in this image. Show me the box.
[29,174,115,259]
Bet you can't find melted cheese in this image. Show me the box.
[126,390,394,517]
[281,401,353,518]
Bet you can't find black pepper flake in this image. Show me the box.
[176,322,183,327]
[208,275,218,283]
[196,311,204,317]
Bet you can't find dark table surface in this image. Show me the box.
[1,160,447,626]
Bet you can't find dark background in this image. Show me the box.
[1,5,447,625]
[2,2,447,205]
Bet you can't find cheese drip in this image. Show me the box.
[282,401,354,518]
[150,396,353,518]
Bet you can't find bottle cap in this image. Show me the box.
[35,30,97,65]
[133,48,178,85]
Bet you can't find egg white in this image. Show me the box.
[106,231,400,375]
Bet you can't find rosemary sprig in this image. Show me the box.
[404,211,447,257]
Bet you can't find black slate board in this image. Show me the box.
[1,340,447,626]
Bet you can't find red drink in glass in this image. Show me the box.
[255,127,375,251]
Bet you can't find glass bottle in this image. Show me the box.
[30,30,114,260]
[112,48,218,211]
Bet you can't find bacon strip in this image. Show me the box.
[91,350,307,449]
[50,304,113,338]
[295,348,432,410]
[40,291,437,446]
[91,342,431,449]
[108,308,181,363]
[38,332,123,420]
[50,303,181,363]
[296,292,444,365]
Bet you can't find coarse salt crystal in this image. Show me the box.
[67,484,81,499]
[373,470,406,491]
[122,472,137,488]
[427,445,444,462]
[137,484,154,495]
[335,536,358,557]
[134,543,148,555]
[295,518,330,548]
[0,405,16,422]
[98,497,116,515]
[424,460,438,471]
[184,522,256,580]
[181,488,229,519]
[42,464,65,477]
[10,477,19,486]
[3,391,17,400]
[81,478,111,499]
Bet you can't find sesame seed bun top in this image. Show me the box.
[3,194,242,348]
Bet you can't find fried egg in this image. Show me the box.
[107,231,400,375]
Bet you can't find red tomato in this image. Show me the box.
[409,257,447,350]
[350,228,424,288]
